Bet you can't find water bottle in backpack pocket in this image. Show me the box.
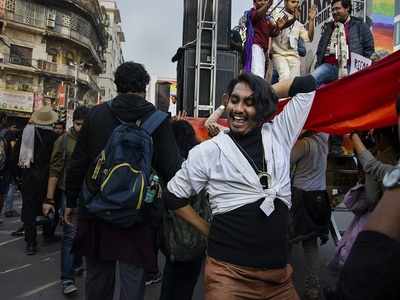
[80,109,167,228]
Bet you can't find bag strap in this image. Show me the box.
[141,111,168,135]
[62,133,68,161]
[61,133,69,186]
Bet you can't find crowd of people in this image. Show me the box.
[0,0,399,300]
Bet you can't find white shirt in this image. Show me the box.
[167,91,316,216]
[271,11,310,58]
[168,101,177,117]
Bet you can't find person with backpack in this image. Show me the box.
[159,119,211,300]
[42,106,89,295]
[65,62,182,300]
[18,106,59,255]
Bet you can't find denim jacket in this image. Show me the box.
[316,17,374,67]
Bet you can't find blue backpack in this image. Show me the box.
[80,105,167,228]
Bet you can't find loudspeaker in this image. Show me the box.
[180,48,239,117]
[183,0,232,50]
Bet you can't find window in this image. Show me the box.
[5,74,33,92]
[46,48,58,63]
[10,44,32,66]
[64,51,75,66]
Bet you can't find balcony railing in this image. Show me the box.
[0,55,98,90]
[37,60,99,90]
[0,54,33,67]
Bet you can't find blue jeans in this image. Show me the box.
[311,63,339,87]
[60,192,82,283]
[4,182,16,212]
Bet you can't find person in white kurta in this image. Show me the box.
[271,1,317,80]
[165,73,317,300]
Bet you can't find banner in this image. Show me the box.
[349,53,372,75]
[0,89,34,113]
[188,50,400,140]
[57,82,66,107]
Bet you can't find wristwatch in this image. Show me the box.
[383,166,400,189]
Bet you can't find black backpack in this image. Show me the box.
[160,190,211,262]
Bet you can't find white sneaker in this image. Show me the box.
[62,282,78,295]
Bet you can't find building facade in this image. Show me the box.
[0,0,107,117]
[98,0,124,102]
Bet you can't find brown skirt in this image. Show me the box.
[205,257,300,300]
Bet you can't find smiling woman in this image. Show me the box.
[225,73,278,136]
[165,74,317,300]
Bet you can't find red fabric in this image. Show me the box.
[323,55,338,65]
[251,8,274,51]
[187,50,400,140]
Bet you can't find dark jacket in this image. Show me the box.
[20,128,58,224]
[66,93,182,266]
[316,17,374,67]
[49,128,78,191]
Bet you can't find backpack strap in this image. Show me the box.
[141,111,168,135]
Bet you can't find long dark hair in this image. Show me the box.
[226,72,278,122]
[171,120,199,159]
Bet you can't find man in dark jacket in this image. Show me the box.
[311,0,374,86]
[65,62,182,300]
[19,106,59,255]
[43,106,89,295]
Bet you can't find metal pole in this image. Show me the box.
[363,0,367,23]
[194,0,203,118]
[74,63,78,110]
[210,0,218,112]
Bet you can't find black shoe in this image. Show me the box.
[25,243,37,256]
[11,227,24,237]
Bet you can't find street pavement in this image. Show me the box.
[0,195,351,300]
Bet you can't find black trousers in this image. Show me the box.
[85,256,145,300]
[159,256,203,300]
[21,176,42,245]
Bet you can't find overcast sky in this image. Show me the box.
[118,1,252,79]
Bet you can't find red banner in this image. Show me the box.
[188,50,400,140]
[57,82,66,107]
